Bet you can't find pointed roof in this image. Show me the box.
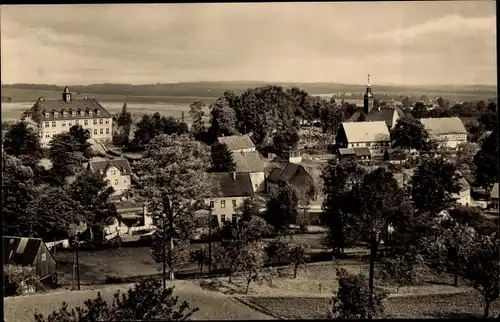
[217,135,255,151]
[419,117,467,135]
[341,121,390,143]
[63,86,71,93]
[231,151,264,173]
[88,158,133,175]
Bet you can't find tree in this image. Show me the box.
[4,264,42,297]
[401,96,411,108]
[455,142,479,173]
[474,130,498,192]
[265,183,300,233]
[48,133,86,184]
[210,142,236,172]
[457,233,499,318]
[68,169,118,226]
[289,244,307,279]
[34,277,199,321]
[133,113,189,147]
[114,102,133,145]
[286,87,309,121]
[329,268,387,319]
[235,241,267,294]
[266,239,290,265]
[411,102,427,119]
[209,97,238,138]
[188,100,206,137]
[320,100,343,134]
[321,160,366,256]
[272,127,300,156]
[410,156,461,214]
[437,97,445,108]
[3,121,43,168]
[448,206,497,236]
[479,102,497,131]
[134,134,219,281]
[390,116,431,151]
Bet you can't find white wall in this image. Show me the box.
[105,165,131,195]
[454,189,471,206]
[232,147,256,153]
[347,141,390,156]
[40,117,113,147]
[432,134,467,149]
[205,196,248,225]
[250,172,266,192]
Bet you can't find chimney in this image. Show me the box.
[232,172,236,180]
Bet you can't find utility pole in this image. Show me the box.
[162,213,167,290]
[208,206,213,273]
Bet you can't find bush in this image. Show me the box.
[4,264,43,297]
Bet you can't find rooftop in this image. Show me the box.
[3,236,51,266]
[347,107,404,127]
[341,121,391,143]
[218,135,255,151]
[88,158,133,175]
[267,162,313,183]
[26,97,112,122]
[491,183,499,199]
[231,151,265,173]
[213,172,254,198]
[419,117,467,135]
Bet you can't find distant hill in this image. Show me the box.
[1,82,496,103]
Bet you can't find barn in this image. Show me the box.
[3,236,58,288]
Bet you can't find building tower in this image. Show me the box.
[62,86,72,104]
[363,74,373,114]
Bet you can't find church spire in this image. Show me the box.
[363,73,374,114]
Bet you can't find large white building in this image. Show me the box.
[23,87,113,147]
[419,117,468,149]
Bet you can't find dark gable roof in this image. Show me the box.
[347,107,403,127]
[213,172,254,197]
[89,158,133,175]
[29,98,112,121]
[3,236,49,266]
[267,162,311,183]
[354,147,371,157]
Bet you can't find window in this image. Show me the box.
[45,134,50,138]
[221,200,226,208]
[366,142,371,147]
[97,110,101,115]
[232,200,236,208]
[84,120,89,126]
[45,113,50,118]
[94,129,97,135]
[89,111,93,116]
[45,122,50,128]
[52,121,56,127]
[99,119,103,124]
[75,120,79,125]
[80,111,85,116]
[100,128,104,135]
[255,184,258,189]
[221,214,226,222]
[106,128,110,134]
[209,201,214,209]
[111,170,116,175]
[62,122,66,127]
[54,112,59,117]
[69,122,73,127]
[124,177,127,183]
[63,111,68,117]
[105,119,109,124]
[41,253,46,261]
[93,119,97,125]
[72,111,76,117]
[115,179,119,185]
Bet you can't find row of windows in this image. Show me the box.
[220,214,239,224]
[45,119,109,127]
[209,199,238,209]
[112,177,128,186]
[44,128,110,138]
[45,110,102,118]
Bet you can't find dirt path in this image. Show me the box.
[4,280,275,322]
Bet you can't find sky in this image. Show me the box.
[1,2,497,86]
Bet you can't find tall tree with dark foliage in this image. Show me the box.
[210,142,236,172]
[3,121,43,168]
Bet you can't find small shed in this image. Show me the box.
[3,236,58,288]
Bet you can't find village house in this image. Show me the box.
[4,236,58,291]
[266,162,317,200]
[489,183,499,211]
[218,134,256,153]
[336,121,391,158]
[205,172,254,225]
[452,177,472,207]
[84,157,133,196]
[231,150,266,193]
[22,87,113,147]
[419,117,468,149]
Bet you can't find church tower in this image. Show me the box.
[363,74,373,114]
[62,86,72,103]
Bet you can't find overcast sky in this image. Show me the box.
[1,2,496,86]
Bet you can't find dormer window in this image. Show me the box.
[54,112,59,117]
[97,110,101,115]
[63,111,68,117]
[89,111,93,116]
[72,111,77,117]
[80,110,85,116]
[45,112,50,118]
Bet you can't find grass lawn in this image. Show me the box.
[4,280,274,322]
[243,292,500,319]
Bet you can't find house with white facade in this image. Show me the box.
[489,183,499,212]
[419,117,468,149]
[22,87,113,147]
[336,121,391,157]
[218,135,256,153]
[452,177,472,207]
[84,157,133,196]
[205,172,254,225]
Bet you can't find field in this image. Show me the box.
[4,280,274,322]
[243,292,500,319]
